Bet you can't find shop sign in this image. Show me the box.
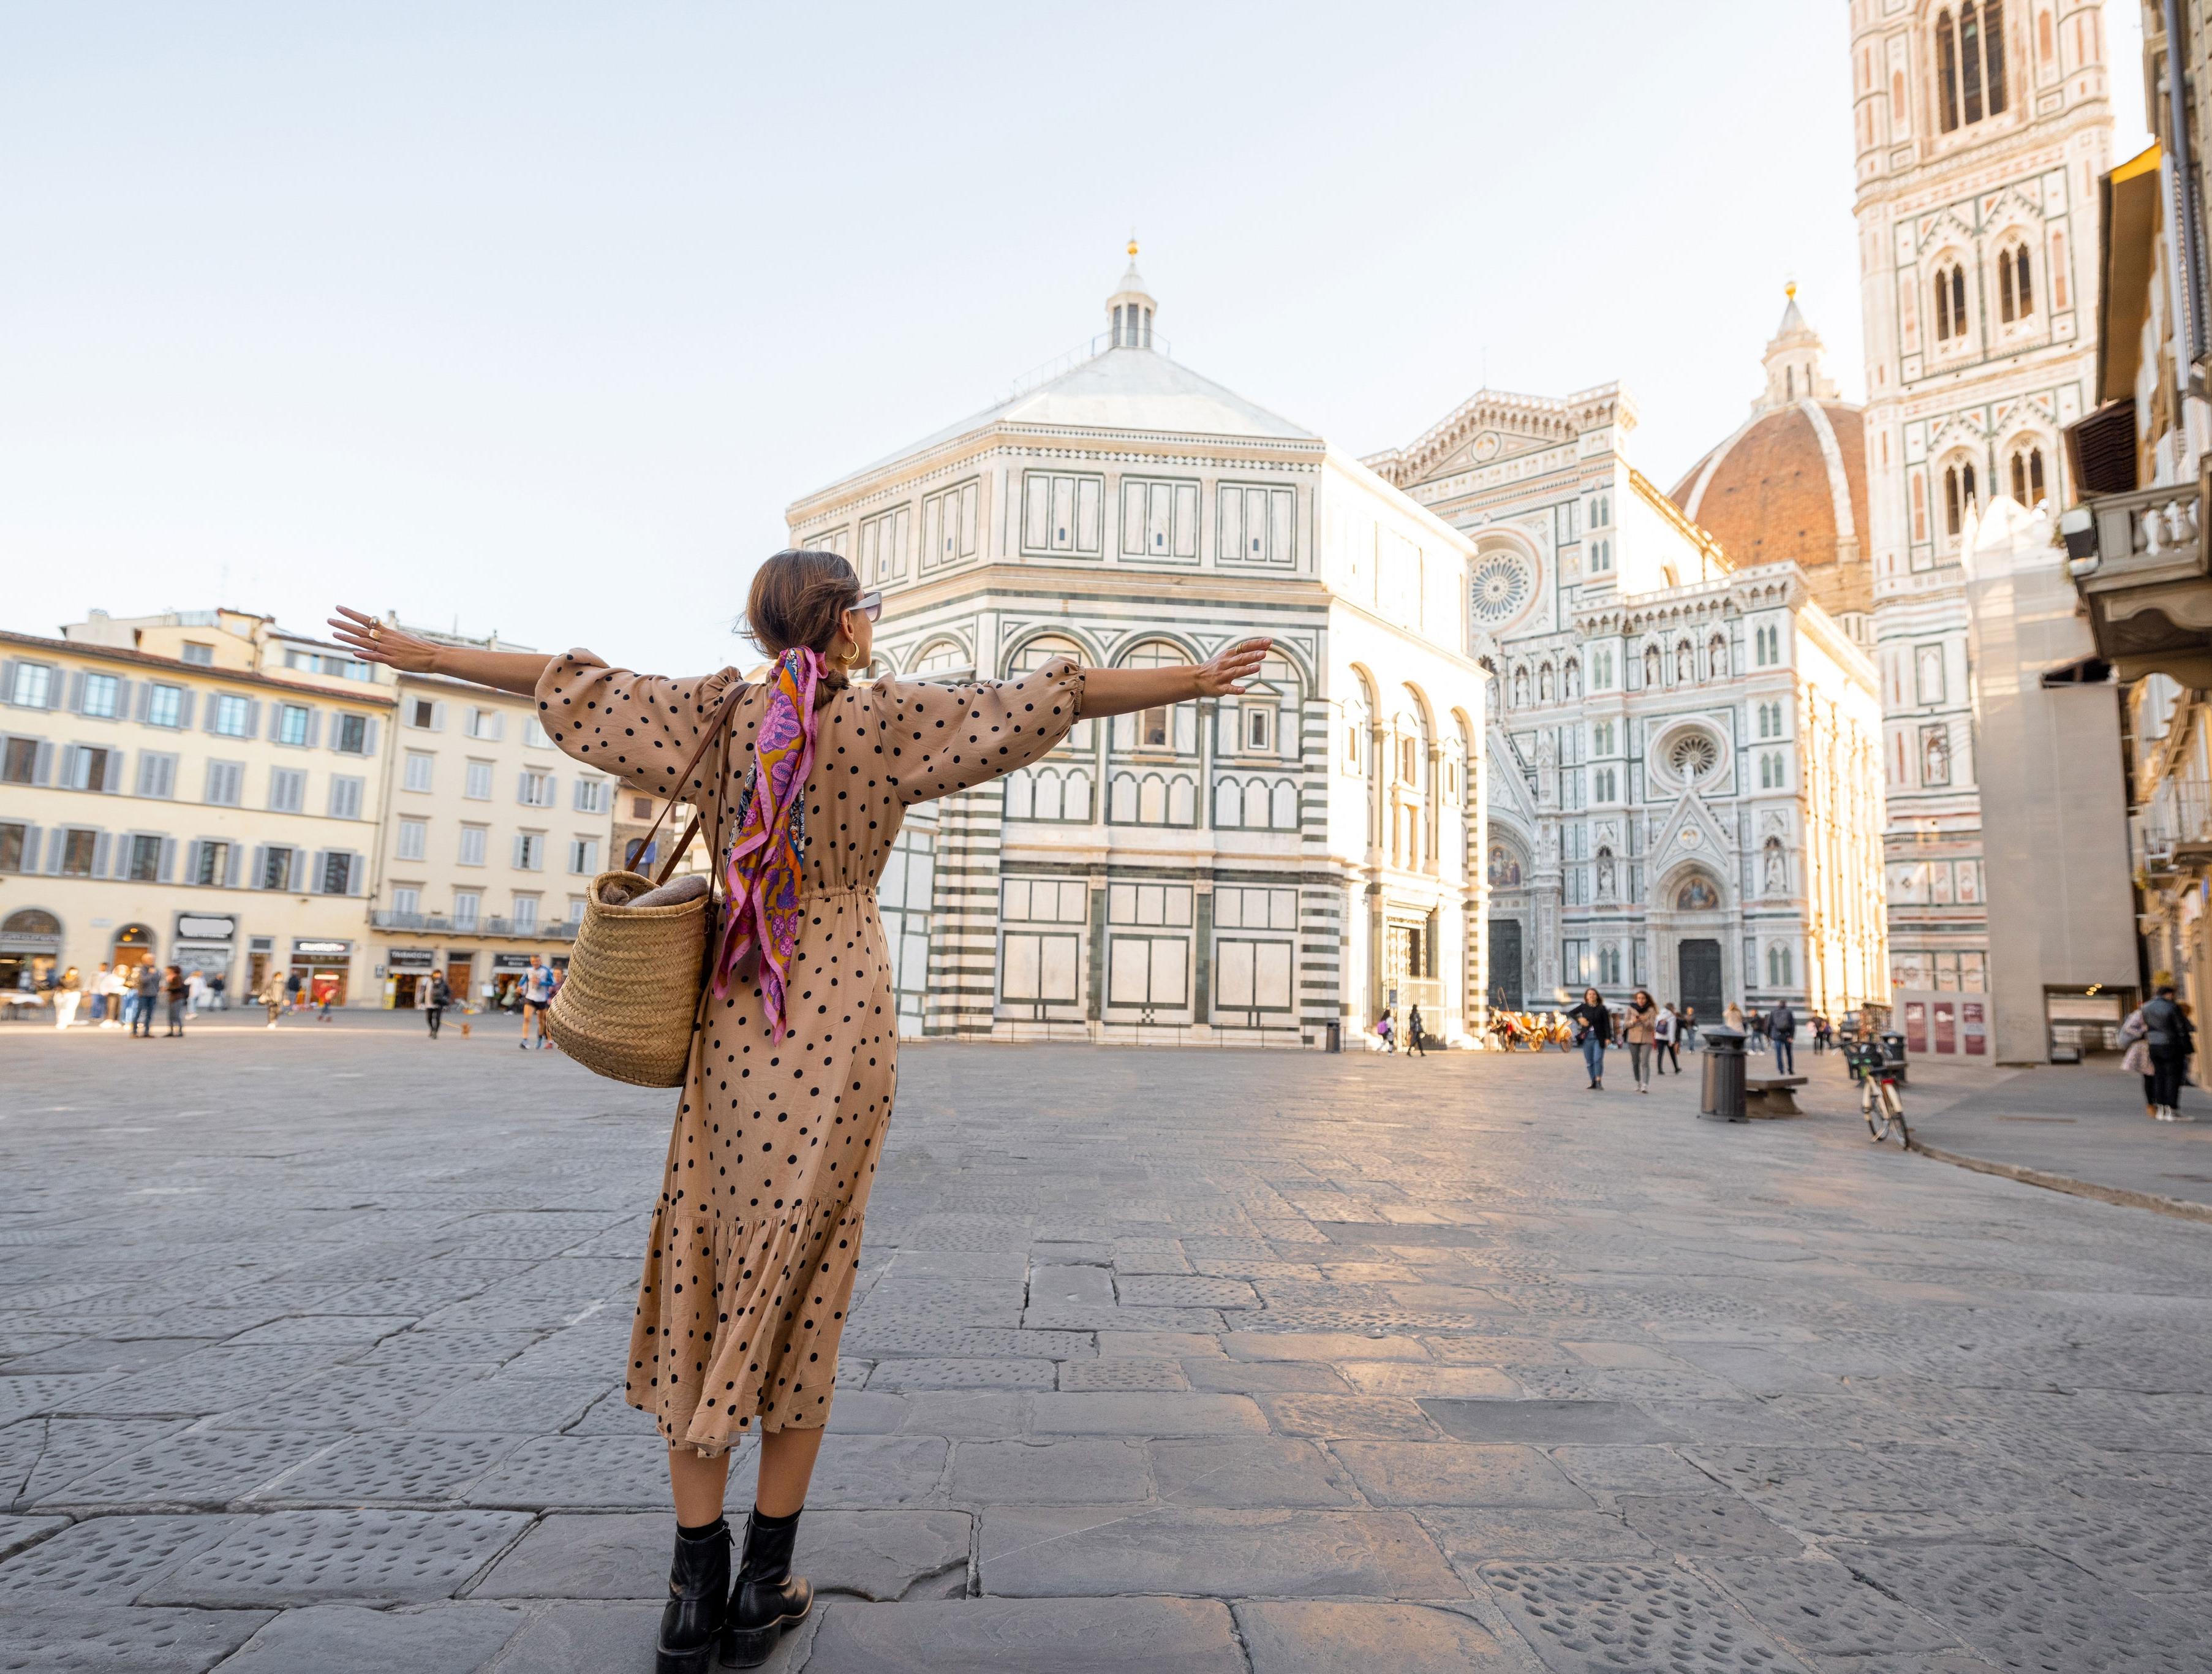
[1961,1000,1987,1055]
[175,946,232,975]
[491,952,538,971]
[293,939,353,958]
[175,912,238,943]
[386,949,436,969]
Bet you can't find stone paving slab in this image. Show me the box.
[3,1606,274,1672]
[10,1036,2212,1670]
[209,1601,530,1672]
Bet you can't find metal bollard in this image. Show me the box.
[1699,1026,1748,1122]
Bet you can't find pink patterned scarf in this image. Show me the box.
[711,646,823,1042]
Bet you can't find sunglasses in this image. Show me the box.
[851,591,883,623]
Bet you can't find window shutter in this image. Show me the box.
[159,837,177,883]
[223,843,241,888]
[312,849,331,893]
[135,682,153,722]
[32,741,53,786]
[91,832,111,877]
[429,701,445,732]
[19,827,39,872]
[306,710,323,749]
[45,830,64,873]
[102,751,123,794]
[251,844,269,889]
[361,717,380,757]
[347,851,366,895]
[512,833,526,869]
[56,744,79,789]
[183,839,202,885]
[0,660,15,703]
[173,691,194,730]
[66,671,86,713]
[203,695,221,733]
[244,699,262,738]
[109,678,132,721]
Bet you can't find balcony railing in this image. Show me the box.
[368,910,579,941]
[2063,475,2212,684]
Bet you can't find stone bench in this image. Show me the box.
[1743,1075,1809,1117]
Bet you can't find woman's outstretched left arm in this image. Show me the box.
[1077,638,1272,718]
[327,606,552,694]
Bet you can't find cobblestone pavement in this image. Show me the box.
[5,1029,2212,1672]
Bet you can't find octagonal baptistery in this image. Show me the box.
[785,249,1489,1049]
[1668,289,1873,635]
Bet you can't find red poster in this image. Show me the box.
[1961,1001,1987,1056]
[1934,1002,1957,1055]
[1905,1001,1928,1053]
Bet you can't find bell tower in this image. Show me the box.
[1851,0,2113,1047]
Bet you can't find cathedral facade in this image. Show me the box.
[1367,306,1888,1023]
[1850,0,2114,1056]
[788,255,1487,1047]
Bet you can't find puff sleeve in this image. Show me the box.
[534,649,746,803]
[870,656,1085,806]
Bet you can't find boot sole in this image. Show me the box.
[657,1638,720,1674]
[721,1602,811,1668]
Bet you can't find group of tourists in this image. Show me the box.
[33,958,195,1036]
[1552,991,1840,1091]
[1370,1004,1429,1056]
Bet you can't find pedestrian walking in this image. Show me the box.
[1725,1002,1745,1036]
[520,955,557,1050]
[210,972,228,1011]
[1623,988,1658,1093]
[51,966,81,1029]
[330,554,1273,1672]
[1406,1004,1427,1058]
[162,966,189,1037]
[1679,1005,1699,1051]
[1769,999,1798,1075]
[1374,1007,1395,1053]
[1566,986,1613,1090]
[2120,1004,2157,1118]
[2143,985,2197,1122]
[88,962,110,1026]
[420,970,448,1039]
[285,969,303,1011]
[1747,1008,1769,1054]
[262,976,284,1029]
[1655,1004,1681,1075]
[131,960,160,1038]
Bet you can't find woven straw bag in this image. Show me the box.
[546,687,740,1087]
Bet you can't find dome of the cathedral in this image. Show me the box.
[1666,289,1870,618]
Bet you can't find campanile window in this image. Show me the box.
[1935,4,2008,134]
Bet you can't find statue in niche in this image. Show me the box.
[1564,659,1582,698]
[1512,666,1529,707]
[1595,847,1616,899]
[1677,642,1694,681]
[1923,726,1952,786]
[1762,838,1787,896]
[1644,644,1661,687]
[1710,636,1729,678]
[1538,662,1555,702]
[1677,874,1719,911]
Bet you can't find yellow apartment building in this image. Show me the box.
[0,610,392,1002]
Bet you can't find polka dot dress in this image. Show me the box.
[538,650,1084,1455]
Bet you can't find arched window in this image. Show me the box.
[1936,3,2009,133]
[2009,444,2047,506]
[1998,242,2034,322]
[1934,263,1968,342]
[1944,460,1979,537]
[1346,678,1373,776]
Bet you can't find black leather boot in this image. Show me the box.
[721,1507,812,1667]
[655,1519,732,1674]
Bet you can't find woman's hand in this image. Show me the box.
[1192,637,1272,697]
[328,607,442,674]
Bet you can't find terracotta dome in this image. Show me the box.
[1667,291,1871,620]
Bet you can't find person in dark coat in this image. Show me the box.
[2144,985,2197,1121]
[1565,987,1613,1091]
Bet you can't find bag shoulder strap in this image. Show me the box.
[631,680,747,885]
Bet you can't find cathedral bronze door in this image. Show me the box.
[1487,919,1523,1011]
[1678,939,1723,1018]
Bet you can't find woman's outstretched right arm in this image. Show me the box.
[327,606,552,694]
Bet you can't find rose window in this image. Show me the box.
[1668,732,1719,779]
[1471,553,1531,623]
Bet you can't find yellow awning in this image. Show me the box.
[2099,142,2164,403]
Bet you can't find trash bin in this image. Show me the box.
[1323,1021,1342,1054]
[1699,1026,1748,1122]
[1879,1029,1908,1085]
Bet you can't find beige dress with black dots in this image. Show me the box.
[537,651,1084,1455]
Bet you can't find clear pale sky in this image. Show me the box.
[0,2,2147,674]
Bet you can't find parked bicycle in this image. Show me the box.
[1843,1039,1909,1146]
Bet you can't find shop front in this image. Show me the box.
[111,922,157,975]
[290,938,354,1007]
[489,951,537,1010]
[382,947,436,1009]
[173,912,239,991]
[1,908,62,1007]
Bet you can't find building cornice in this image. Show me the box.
[0,630,397,706]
